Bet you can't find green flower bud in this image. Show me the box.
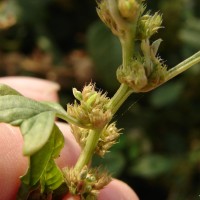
[79,167,88,180]
[137,12,163,39]
[117,60,148,92]
[67,83,112,129]
[63,166,111,199]
[95,122,121,157]
[86,92,98,107]
[140,63,168,92]
[138,39,168,92]
[118,0,140,21]
[86,175,96,183]
[96,0,141,37]
[70,125,89,148]
[73,88,82,101]
[96,0,120,36]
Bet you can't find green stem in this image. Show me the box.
[145,51,200,92]
[107,31,135,114]
[73,0,138,173]
[107,0,136,68]
[120,35,134,69]
[108,83,132,115]
[74,129,101,171]
[73,84,132,172]
[57,113,92,129]
[166,51,200,81]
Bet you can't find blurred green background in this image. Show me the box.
[0,0,200,199]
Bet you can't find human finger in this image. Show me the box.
[98,179,139,200]
[0,122,80,200]
[0,76,60,102]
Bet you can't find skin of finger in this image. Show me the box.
[0,122,139,200]
[0,76,60,102]
[0,122,80,200]
[98,179,139,200]
[55,122,81,168]
[0,123,27,200]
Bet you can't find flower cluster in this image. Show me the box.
[136,12,163,40]
[70,125,89,149]
[63,166,111,200]
[96,0,142,38]
[95,122,121,157]
[70,122,121,157]
[67,84,112,129]
[118,0,140,21]
[117,58,148,92]
[117,39,168,92]
[96,0,124,37]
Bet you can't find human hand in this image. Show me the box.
[0,76,139,200]
[0,122,139,200]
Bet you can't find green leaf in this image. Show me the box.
[92,150,125,177]
[40,160,64,192]
[149,81,184,108]
[87,21,121,90]
[130,154,172,178]
[21,111,55,156]
[17,182,40,200]
[0,95,55,125]
[0,89,83,128]
[40,125,64,192]
[21,124,64,188]
[0,84,22,96]
[40,101,68,118]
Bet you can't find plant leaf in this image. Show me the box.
[17,182,40,200]
[0,92,82,128]
[40,101,68,117]
[151,38,163,55]
[0,95,55,126]
[87,21,121,90]
[40,159,64,192]
[21,124,64,188]
[40,124,65,192]
[0,84,22,96]
[130,154,172,178]
[149,81,184,108]
[20,111,55,156]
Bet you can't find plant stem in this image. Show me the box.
[107,32,136,114]
[74,85,132,172]
[74,129,101,171]
[73,0,138,172]
[108,83,132,115]
[107,0,136,68]
[120,35,134,69]
[57,113,92,129]
[71,0,199,186]
[166,51,200,81]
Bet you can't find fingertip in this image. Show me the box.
[56,122,81,168]
[98,179,139,200]
[0,123,27,200]
[0,122,81,200]
[63,194,80,200]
